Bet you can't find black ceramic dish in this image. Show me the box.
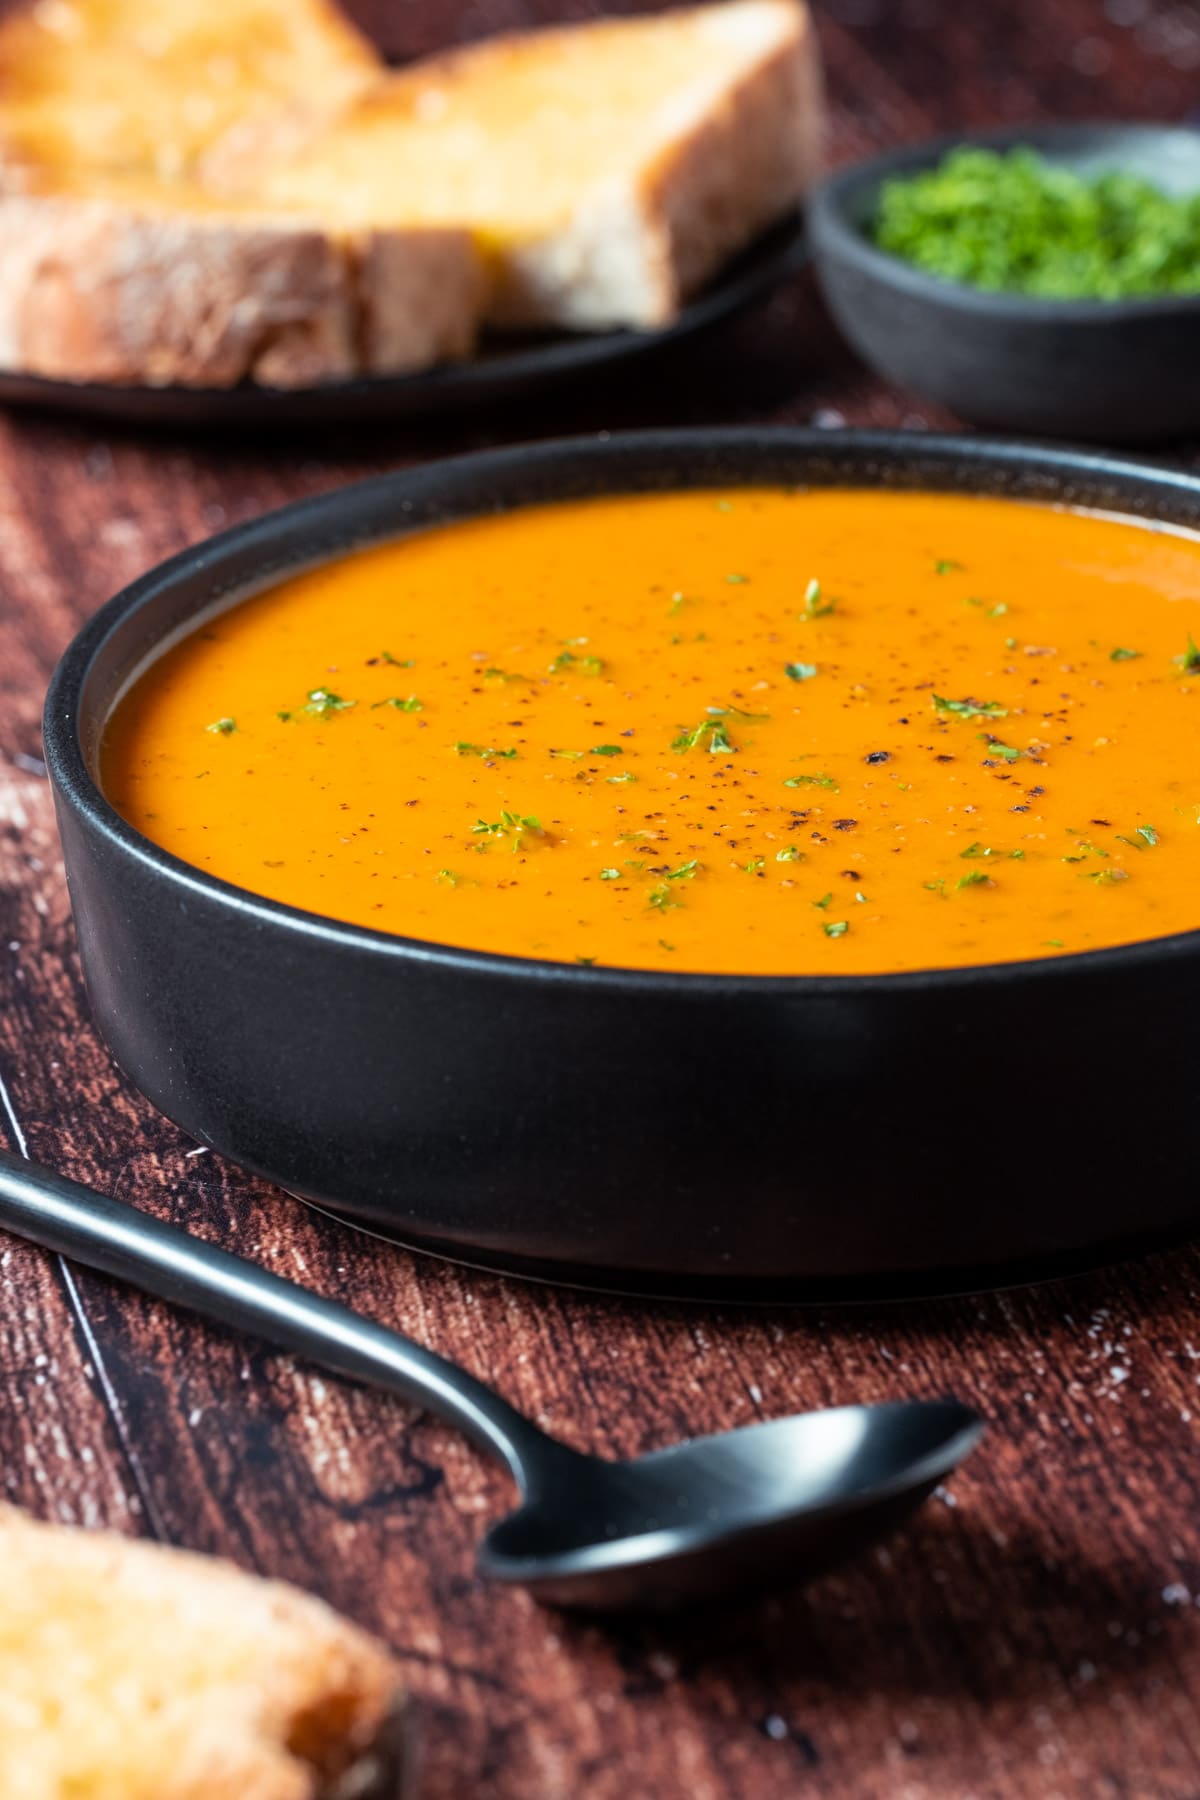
[808,123,1200,444]
[43,429,1200,1301]
[0,215,803,429]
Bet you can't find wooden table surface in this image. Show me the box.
[3,4,1200,1795]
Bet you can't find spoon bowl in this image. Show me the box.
[481,1401,982,1609]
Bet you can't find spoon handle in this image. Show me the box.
[0,1145,552,1486]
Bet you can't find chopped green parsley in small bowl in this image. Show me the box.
[808,122,1200,443]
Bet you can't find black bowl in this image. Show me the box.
[43,429,1200,1300]
[808,123,1200,444]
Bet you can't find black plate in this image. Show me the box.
[0,215,805,428]
[42,429,1200,1300]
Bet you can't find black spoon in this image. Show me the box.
[0,1148,981,1611]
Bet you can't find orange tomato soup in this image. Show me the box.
[101,488,1200,974]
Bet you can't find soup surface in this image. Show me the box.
[102,488,1200,974]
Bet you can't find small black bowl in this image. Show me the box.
[42,429,1200,1300]
[808,122,1200,444]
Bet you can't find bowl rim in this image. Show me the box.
[808,117,1200,323]
[43,424,1200,1001]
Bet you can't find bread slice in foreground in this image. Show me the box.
[0,0,381,184]
[0,1506,409,1800]
[255,0,824,331]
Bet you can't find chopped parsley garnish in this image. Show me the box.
[472,811,544,852]
[873,145,1200,300]
[304,688,355,719]
[978,734,1023,761]
[1062,838,1107,864]
[955,869,992,890]
[961,842,1025,860]
[823,920,849,938]
[666,859,700,881]
[725,573,749,585]
[1116,825,1159,850]
[1084,867,1130,884]
[801,578,836,620]
[741,857,765,875]
[205,716,236,735]
[965,597,1009,618]
[590,744,622,757]
[933,694,1008,720]
[648,884,682,913]
[1177,633,1200,674]
[599,867,620,881]
[775,845,804,862]
[813,892,833,910]
[455,741,517,759]
[606,772,636,784]
[1110,646,1142,662]
[435,868,464,887]
[935,558,963,575]
[549,748,584,760]
[550,647,605,677]
[785,661,819,682]
[376,651,414,668]
[372,694,423,712]
[785,772,838,791]
[672,717,735,754]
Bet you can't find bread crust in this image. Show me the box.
[0,1506,410,1800]
[0,190,482,387]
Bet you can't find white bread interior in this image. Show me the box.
[0,1506,409,1800]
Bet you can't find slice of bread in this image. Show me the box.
[0,1506,409,1800]
[0,0,822,385]
[0,0,484,387]
[0,0,380,183]
[0,175,484,387]
[255,0,824,331]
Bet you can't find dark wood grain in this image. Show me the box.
[3,4,1200,1795]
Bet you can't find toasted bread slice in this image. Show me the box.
[0,0,481,386]
[0,0,818,385]
[0,0,380,183]
[0,1506,409,1800]
[255,0,823,331]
